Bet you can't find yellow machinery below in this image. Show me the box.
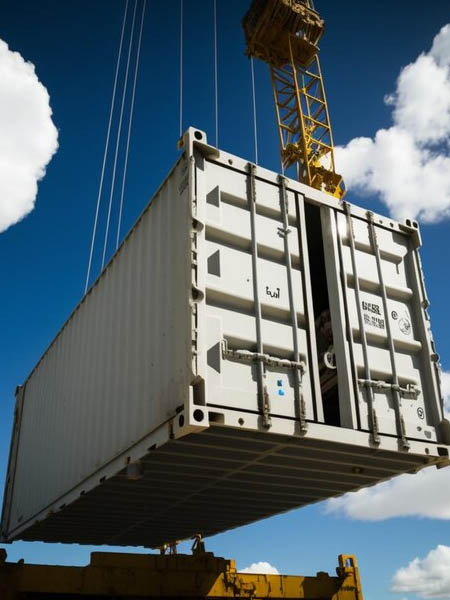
[0,547,363,600]
[243,0,345,199]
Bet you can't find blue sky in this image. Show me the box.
[1,1,450,599]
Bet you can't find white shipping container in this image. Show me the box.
[2,127,449,548]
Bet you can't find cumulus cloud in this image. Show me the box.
[326,465,450,521]
[325,370,450,521]
[441,370,450,416]
[0,39,58,233]
[335,24,450,223]
[239,561,279,574]
[392,545,450,598]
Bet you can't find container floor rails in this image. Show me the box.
[14,427,444,547]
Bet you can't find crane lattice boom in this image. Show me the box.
[243,0,345,199]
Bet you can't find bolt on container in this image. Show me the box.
[2,127,449,548]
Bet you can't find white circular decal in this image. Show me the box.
[399,317,411,336]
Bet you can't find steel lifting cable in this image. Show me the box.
[116,0,147,250]
[179,0,184,137]
[213,0,219,146]
[85,0,129,294]
[250,57,258,164]
[101,0,138,270]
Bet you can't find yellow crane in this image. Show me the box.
[243,0,345,199]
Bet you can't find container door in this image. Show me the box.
[322,205,445,444]
[202,160,322,429]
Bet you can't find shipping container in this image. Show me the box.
[2,127,449,548]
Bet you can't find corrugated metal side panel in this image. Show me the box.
[6,157,193,536]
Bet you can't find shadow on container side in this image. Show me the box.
[2,127,450,549]
[0,546,364,600]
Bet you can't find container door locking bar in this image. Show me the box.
[222,342,306,427]
[222,341,306,372]
[279,175,308,433]
[248,163,271,429]
[358,379,420,399]
[343,203,380,446]
[367,211,410,450]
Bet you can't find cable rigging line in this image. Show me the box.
[116,0,147,250]
[85,0,129,294]
[250,57,258,165]
[213,0,219,147]
[101,0,138,271]
[179,0,184,137]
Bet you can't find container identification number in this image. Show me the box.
[362,301,381,315]
[362,301,385,329]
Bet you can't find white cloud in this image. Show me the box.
[325,370,450,522]
[431,24,450,68]
[0,39,58,233]
[239,561,279,574]
[325,463,450,521]
[335,24,450,223]
[441,370,450,416]
[392,545,450,598]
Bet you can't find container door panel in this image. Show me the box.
[324,207,444,442]
[203,161,321,424]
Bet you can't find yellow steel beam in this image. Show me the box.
[0,550,363,599]
[243,0,345,199]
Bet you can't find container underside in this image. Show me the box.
[15,426,432,548]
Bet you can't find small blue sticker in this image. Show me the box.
[278,389,285,396]
[277,380,283,387]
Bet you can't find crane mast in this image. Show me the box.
[243,0,345,199]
